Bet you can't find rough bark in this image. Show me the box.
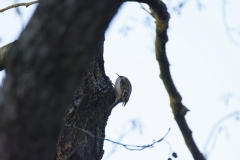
[0,0,206,160]
[54,37,115,160]
[0,0,122,160]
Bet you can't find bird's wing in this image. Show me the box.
[120,77,132,106]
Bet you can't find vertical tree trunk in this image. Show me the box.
[55,36,115,160]
[0,0,122,159]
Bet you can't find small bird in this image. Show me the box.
[106,73,132,111]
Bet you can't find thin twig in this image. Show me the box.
[203,111,240,158]
[64,125,170,151]
[104,129,170,151]
[163,139,172,157]
[221,0,240,47]
[139,3,154,18]
[0,1,38,13]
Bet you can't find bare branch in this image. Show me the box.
[64,125,170,151]
[104,129,170,151]
[0,1,38,13]
[151,2,205,160]
[128,0,206,159]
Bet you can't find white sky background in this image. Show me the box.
[0,0,240,160]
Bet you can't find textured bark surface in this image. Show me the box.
[0,0,207,160]
[55,37,115,160]
[0,0,122,160]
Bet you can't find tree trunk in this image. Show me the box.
[0,0,122,159]
[54,36,115,160]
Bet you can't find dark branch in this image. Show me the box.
[129,0,206,159]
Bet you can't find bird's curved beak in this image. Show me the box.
[115,73,120,77]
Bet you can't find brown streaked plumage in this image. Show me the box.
[106,73,132,111]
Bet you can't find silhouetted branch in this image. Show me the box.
[128,0,206,159]
[152,3,206,160]
[64,125,170,151]
[0,1,38,13]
